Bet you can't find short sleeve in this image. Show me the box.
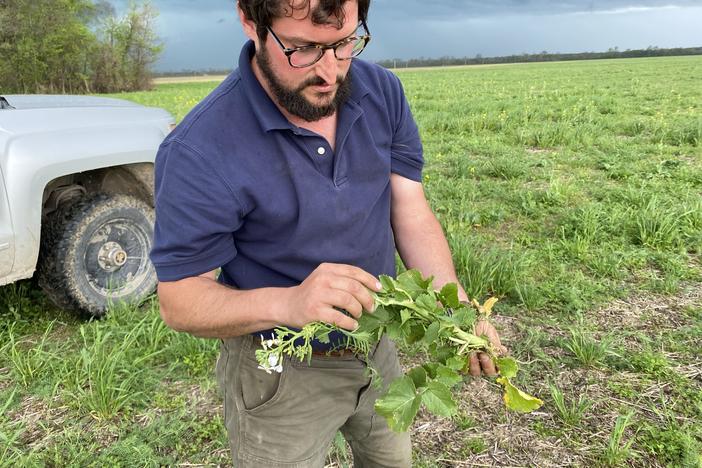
[149,139,244,281]
[389,74,424,182]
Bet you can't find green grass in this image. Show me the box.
[2,55,701,466]
[549,383,592,427]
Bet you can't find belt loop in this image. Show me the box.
[245,333,256,353]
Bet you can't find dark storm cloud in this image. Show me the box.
[102,0,702,71]
[373,0,702,19]
[113,0,701,16]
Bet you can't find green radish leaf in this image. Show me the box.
[379,275,395,292]
[423,321,440,345]
[448,308,477,329]
[438,283,460,309]
[435,364,463,388]
[371,306,390,322]
[422,362,438,379]
[375,375,422,432]
[421,381,457,418]
[397,270,432,298]
[432,345,455,364]
[408,366,427,388]
[406,324,426,344]
[416,293,439,314]
[496,356,519,379]
[445,355,468,372]
[385,321,402,341]
[496,377,544,413]
[357,314,382,335]
[401,269,432,289]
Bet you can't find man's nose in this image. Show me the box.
[315,48,339,84]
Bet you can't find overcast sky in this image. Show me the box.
[110,0,702,72]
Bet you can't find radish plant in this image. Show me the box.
[256,269,542,432]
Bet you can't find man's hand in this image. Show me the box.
[281,263,381,331]
[468,320,508,377]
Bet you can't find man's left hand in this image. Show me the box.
[468,320,508,377]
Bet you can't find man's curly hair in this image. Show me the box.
[238,0,370,40]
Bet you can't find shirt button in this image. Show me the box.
[317,147,326,156]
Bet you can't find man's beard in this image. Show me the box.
[256,46,352,122]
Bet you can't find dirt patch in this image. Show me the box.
[7,394,74,450]
[135,380,222,428]
[0,368,11,392]
[589,283,701,332]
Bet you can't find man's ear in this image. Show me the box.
[237,4,259,44]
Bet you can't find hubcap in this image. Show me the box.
[84,216,153,298]
[97,241,128,271]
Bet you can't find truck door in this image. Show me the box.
[0,166,14,278]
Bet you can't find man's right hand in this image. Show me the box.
[281,263,382,331]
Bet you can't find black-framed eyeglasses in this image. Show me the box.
[266,20,371,68]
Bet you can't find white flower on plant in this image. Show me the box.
[259,335,281,351]
[257,335,283,374]
[257,351,283,374]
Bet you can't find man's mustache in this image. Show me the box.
[297,74,345,91]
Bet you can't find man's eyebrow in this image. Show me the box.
[284,35,315,44]
[281,28,358,46]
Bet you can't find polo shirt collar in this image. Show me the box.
[238,40,371,133]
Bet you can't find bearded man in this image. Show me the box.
[150,1,503,466]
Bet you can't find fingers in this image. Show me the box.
[321,263,382,293]
[328,277,376,313]
[469,352,498,377]
[326,289,363,319]
[292,264,381,329]
[479,352,497,376]
[469,352,481,377]
[319,306,358,331]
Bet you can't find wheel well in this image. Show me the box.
[42,163,154,216]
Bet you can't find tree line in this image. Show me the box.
[153,45,702,79]
[376,46,702,69]
[0,0,162,94]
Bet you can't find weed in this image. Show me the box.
[600,412,636,466]
[562,329,612,368]
[171,333,220,377]
[631,197,682,250]
[326,431,353,467]
[448,235,524,300]
[549,383,591,426]
[461,437,488,455]
[453,411,477,430]
[0,388,24,463]
[640,423,702,467]
[64,324,158,419]
[3,322,57,388]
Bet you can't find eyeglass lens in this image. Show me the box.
[289,36,368,67]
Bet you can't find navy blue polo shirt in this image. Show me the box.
[150,41,423,345]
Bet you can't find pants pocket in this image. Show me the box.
[238,353,287,412]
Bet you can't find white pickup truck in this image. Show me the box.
[0,95,174,317]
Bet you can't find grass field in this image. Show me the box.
[1,56,701,467]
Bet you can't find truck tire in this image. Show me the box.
[37,193,157,318]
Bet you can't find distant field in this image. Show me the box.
[153,75,228,85]
[2,56,701,466]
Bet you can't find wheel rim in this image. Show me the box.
[83,217,152,298]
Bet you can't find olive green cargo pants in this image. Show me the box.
[216,334,412,467]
